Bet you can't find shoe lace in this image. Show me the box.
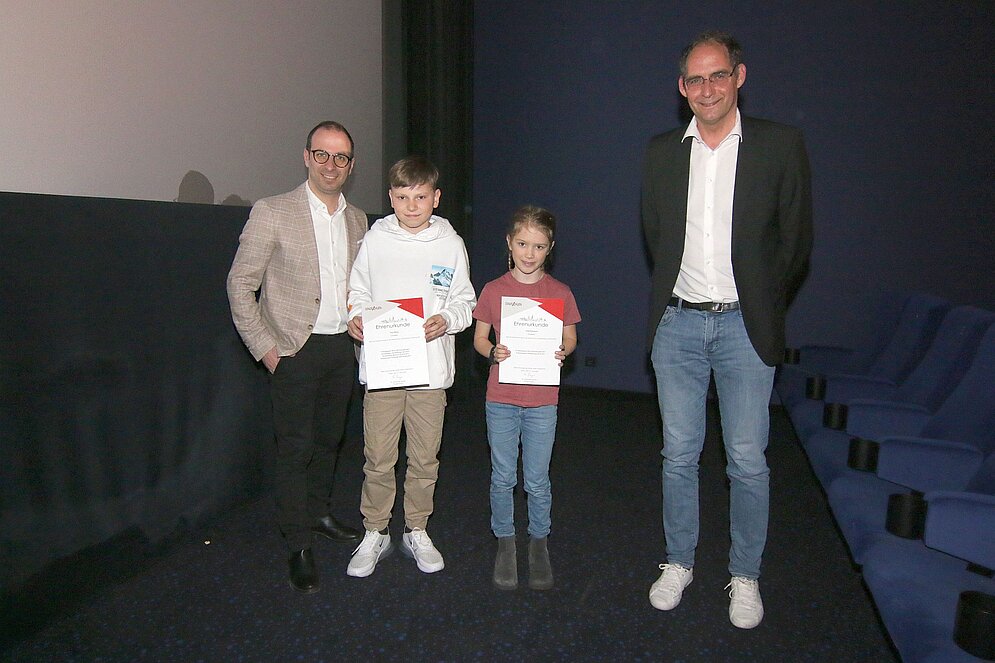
[726,577,760,609]
[352,530,381,555]
[656,563,689,594]
[408,528,433,551]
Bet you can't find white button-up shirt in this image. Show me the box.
[306,182,349,334]
[673,110,742,304]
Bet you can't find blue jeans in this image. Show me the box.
[651,305,775,579]
[486,402,558,538]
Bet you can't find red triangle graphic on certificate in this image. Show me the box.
[390,297,424,318]
[535,298,564,321]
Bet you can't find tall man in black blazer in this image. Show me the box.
[642,32,812,629]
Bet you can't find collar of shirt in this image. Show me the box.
[305,181,347,218]
[682,109,743,147]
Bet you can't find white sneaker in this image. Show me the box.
[401,528,445,573]
[727,576,764,629]
[649,563,693,611]
[346,529,392,578]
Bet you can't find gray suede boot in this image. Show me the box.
[493,536,518,590]
[528,536,553,590]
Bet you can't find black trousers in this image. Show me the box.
[270,333,355,551]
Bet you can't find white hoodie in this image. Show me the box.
[348,214,476,389]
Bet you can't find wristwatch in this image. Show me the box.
[488,345,498,365]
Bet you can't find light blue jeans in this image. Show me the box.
[651,304,775,579]
[486,401,558,538]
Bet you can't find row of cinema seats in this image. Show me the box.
[776,293,995,662]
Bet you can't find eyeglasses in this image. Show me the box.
[683,69,736,90]
[309,150,353,167]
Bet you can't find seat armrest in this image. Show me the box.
[877,437,983,492]
[795,345,855,372]
[822,376,900,403]
[923,491,995,569]
[844,402,931,439]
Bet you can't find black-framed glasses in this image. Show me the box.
[309,150,353,167]
[683,69,736,90]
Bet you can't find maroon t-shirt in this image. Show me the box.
[473,271,581,407]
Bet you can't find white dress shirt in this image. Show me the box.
[673,110,743,304]
[306,182,349,334]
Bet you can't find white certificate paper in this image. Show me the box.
[362,298,430,390]
[498,296,564,386]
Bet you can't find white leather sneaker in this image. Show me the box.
[346,529,392,578]
[649,563,693,611]
[727,576,764,629]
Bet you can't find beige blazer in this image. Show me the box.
[227,183,368,360]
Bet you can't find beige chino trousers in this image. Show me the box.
[360,388,446,531]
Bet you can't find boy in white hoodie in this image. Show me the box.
[345,157,476,577]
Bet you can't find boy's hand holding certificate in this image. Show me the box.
[498,296,564,386]
[362,298,430,390]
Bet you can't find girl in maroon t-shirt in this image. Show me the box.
[472,205,581,591]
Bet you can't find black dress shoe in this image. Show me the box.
[288,549,319,594]
[312,515,361,541]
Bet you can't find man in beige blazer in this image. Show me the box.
[227,121,368,593]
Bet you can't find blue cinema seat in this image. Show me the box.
[780,291,909,373]
[776,292,910,405]
[787,306,994,441]
[803,324,995,489]
[776,293,949,409]
[827,437,995,565]
[860,487,995,662]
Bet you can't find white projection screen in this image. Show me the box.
[0,1,384,211]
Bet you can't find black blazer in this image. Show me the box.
[641,116,813,366]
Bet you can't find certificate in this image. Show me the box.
[498,296,564,386]
[362,298,430,390]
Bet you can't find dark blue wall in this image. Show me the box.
[472,1,994,393]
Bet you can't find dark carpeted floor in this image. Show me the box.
[2,386,897,662]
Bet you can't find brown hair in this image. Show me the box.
[679,31,743,78]
[389,156,439,189]
[506,205,556,271]
[305,120,354,152]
